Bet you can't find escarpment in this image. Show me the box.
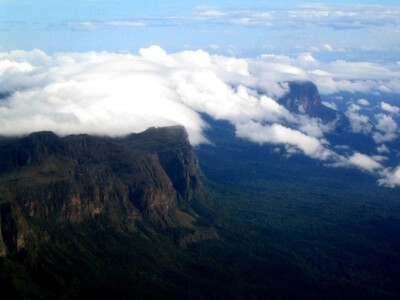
[0,126,208,256]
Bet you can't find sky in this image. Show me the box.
[1,0,400,60]
[1,1,400,187]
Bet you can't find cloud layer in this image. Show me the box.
[1,46,400,187]
[0,46,309,145]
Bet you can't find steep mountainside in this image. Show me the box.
[0,126,216,299]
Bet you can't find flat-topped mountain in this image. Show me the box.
[1,127,203,223]
[0,126,216,299]
[278,81,338,121]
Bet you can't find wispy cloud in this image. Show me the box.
[168,7,274,27]
[69,22,98,30]
[67,20,146,30]
[2,3,399,60]
[180,4,400,30]
[106,21,146,27]
[199,9,227,17]
[287,4,400,29]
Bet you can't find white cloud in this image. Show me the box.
[67,20,146,31]
[296,117,327,138]
[347,104,361,112]
[232,17,273,26]
[322,101,337,110]
[0,60,34,75]
[373,113,398,143]
[379,166,400,188]
[296,53,318,68]
[1,47,398,149]
[1,46,400,187]
[318,61,400,80]
[345,110,372,134]
[235,121,334,160]
[258,53,400,95]
[106,21,146,27]
[377,144,390,154]
[69,22,97,30]
[208,44,220,50]
[348,152,382,172]
[381,101,400,114]
[193,7,274,27]
[200,9,227,17]
[0,46,314,147]
[357,98,370,106]
[323,44,333,52]
[371,155,388,163]
[288,4,400,29]
[139,45,175,66]
[192,4,400,31]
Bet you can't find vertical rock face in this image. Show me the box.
[158,148,200,203]
[0,202,18,255]
[0,126,205,256]
[124,126,204,206]
[153,129,203,205]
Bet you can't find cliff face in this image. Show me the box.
[124,126,203,206]
[0,126,207,257]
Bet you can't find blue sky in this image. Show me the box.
[1,0,400,62]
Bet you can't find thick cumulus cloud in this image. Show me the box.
[0,46,399,187]
[0,46,332,162]
[0,48,207,144]
[0,46,309,147]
